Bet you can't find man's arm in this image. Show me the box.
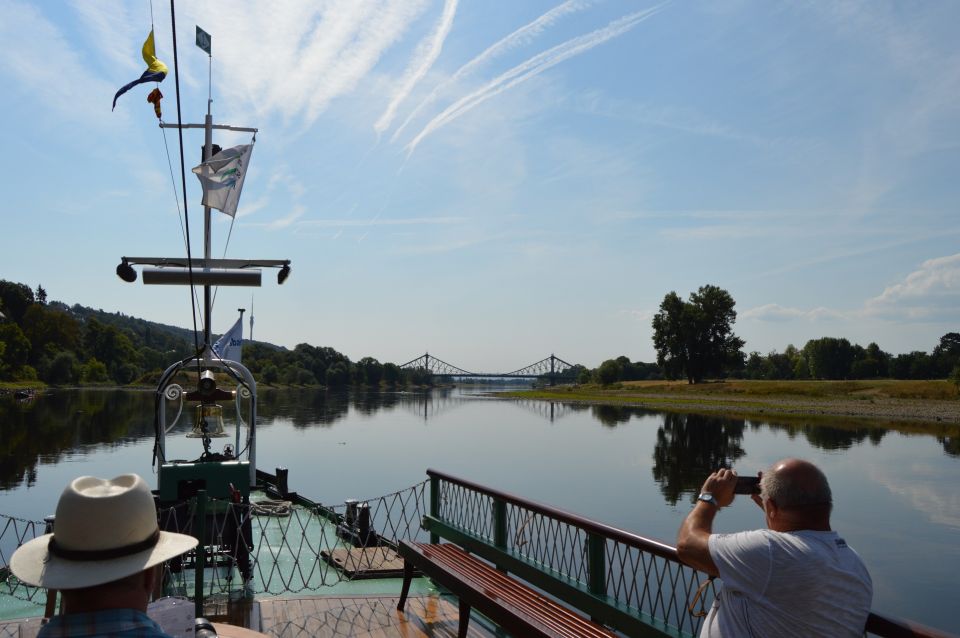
[675,468,738,576]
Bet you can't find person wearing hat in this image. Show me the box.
[11,474,198,638]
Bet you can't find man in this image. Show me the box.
[676,458,872,638]
[11,474,198,637]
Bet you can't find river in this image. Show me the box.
[0,386,957,633]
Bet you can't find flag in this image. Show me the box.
[212,317,243,362]
[113,30,168,110]
[147,88,163,119]
[191,144,254,217]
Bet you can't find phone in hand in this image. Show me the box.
[734,475,761,495]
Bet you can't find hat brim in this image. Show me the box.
[10,531,198,590]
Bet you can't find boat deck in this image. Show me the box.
[0,595,497,638]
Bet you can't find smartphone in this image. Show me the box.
[734,475,761,495]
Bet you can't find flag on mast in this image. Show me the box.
[212,316,243,362]
[192,144,254,217]
[112,30,168,110]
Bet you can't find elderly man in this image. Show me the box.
[11,474,198,638]
[676,458,872,638]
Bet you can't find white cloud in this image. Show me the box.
[0,1,119,124]
[374,0,459,136]
[296,216,465,228]
[741,304,846,322]
[391,0,593,142]
[404,6,665,155]
[865,253,960,320]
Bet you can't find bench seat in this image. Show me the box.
[397,540,617,638]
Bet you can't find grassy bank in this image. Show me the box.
[500,379,960,431]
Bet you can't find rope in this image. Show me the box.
[688,576,715,618]
[251,499,292,517]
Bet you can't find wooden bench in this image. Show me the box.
[397,540,617,638]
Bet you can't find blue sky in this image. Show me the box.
[1,0,958,372]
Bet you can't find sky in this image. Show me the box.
[1,0,958,373]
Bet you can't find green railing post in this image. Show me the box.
[588,533,606,597]
[194,490,207,619]
[493,498,507,549]
[430,475,440,544]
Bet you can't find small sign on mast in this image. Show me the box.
[196,26,211,54]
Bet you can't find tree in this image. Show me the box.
[35,285,47,305]
[0,280,34,324]
[651,285,744,384]
[596,359,622,386]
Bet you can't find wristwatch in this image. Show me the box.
[697,492,719,508]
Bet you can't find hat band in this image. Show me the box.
[47,529,162,562]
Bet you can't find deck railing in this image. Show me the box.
[426,469,957,638]
[0,475,956,638]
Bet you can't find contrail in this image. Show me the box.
[374,0,459,136]
[404,5,666,157]
[390,0,594,143]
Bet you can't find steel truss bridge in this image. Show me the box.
[398,353,579,384]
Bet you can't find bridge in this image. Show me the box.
[398,353,579,385]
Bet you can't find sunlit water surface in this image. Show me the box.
[0,387,957,632]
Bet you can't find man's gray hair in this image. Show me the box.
[760,462,832,509]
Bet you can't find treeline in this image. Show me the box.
[738,335,960,381]
[0,279,427,388]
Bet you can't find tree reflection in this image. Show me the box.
[939,436,960,457]
[651,413,746,505]
[0,390,150,490]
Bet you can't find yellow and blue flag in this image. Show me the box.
[112,30,168,110]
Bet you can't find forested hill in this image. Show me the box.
[0,279,427,387]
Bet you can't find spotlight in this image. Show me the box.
[116,260,137,283]
[278,263,291,285]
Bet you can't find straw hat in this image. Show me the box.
[11,474,198,590]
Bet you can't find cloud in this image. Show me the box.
[741,304,846,322]
[743,253,960,325]
[374,0,459,136]
[404,5,665,156]
[0,1,119,124]
[865,253,960,320]
[296,216,465,228]
[391,0,593,142]
[178,1,431,127]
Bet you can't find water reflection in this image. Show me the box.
[652,413,747,505]
[1,389,954,498]
[0,390,153,490]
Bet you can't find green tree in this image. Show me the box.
[80,358,109,383]
[596,359,622,386]
[0,280,34,324]
[382,362,400,386]
[802,337,854,380]
[651,285,744,384]
[0,323,31,377]
[261,364,279,384]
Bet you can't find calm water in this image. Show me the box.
[1,387,958,632]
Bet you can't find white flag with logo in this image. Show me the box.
[212,317,243,362]
[192,143,254,217]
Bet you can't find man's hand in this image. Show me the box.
[701,468,738,508]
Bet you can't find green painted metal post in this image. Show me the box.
[493,499,507,549]
[194,490,207,618]
[588,533,606,597]
[430,476,440,544]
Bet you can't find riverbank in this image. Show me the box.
[501,379,960,430]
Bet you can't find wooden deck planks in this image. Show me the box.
[258,594,493,638]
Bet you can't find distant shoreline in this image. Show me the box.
[499,379,960,433]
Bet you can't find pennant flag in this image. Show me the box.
[191,144,254,217]
[113,30,168,110]
[212,317,243,363]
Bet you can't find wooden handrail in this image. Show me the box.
[427,469,959,638]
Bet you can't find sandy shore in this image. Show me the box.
[504,388,960,430]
